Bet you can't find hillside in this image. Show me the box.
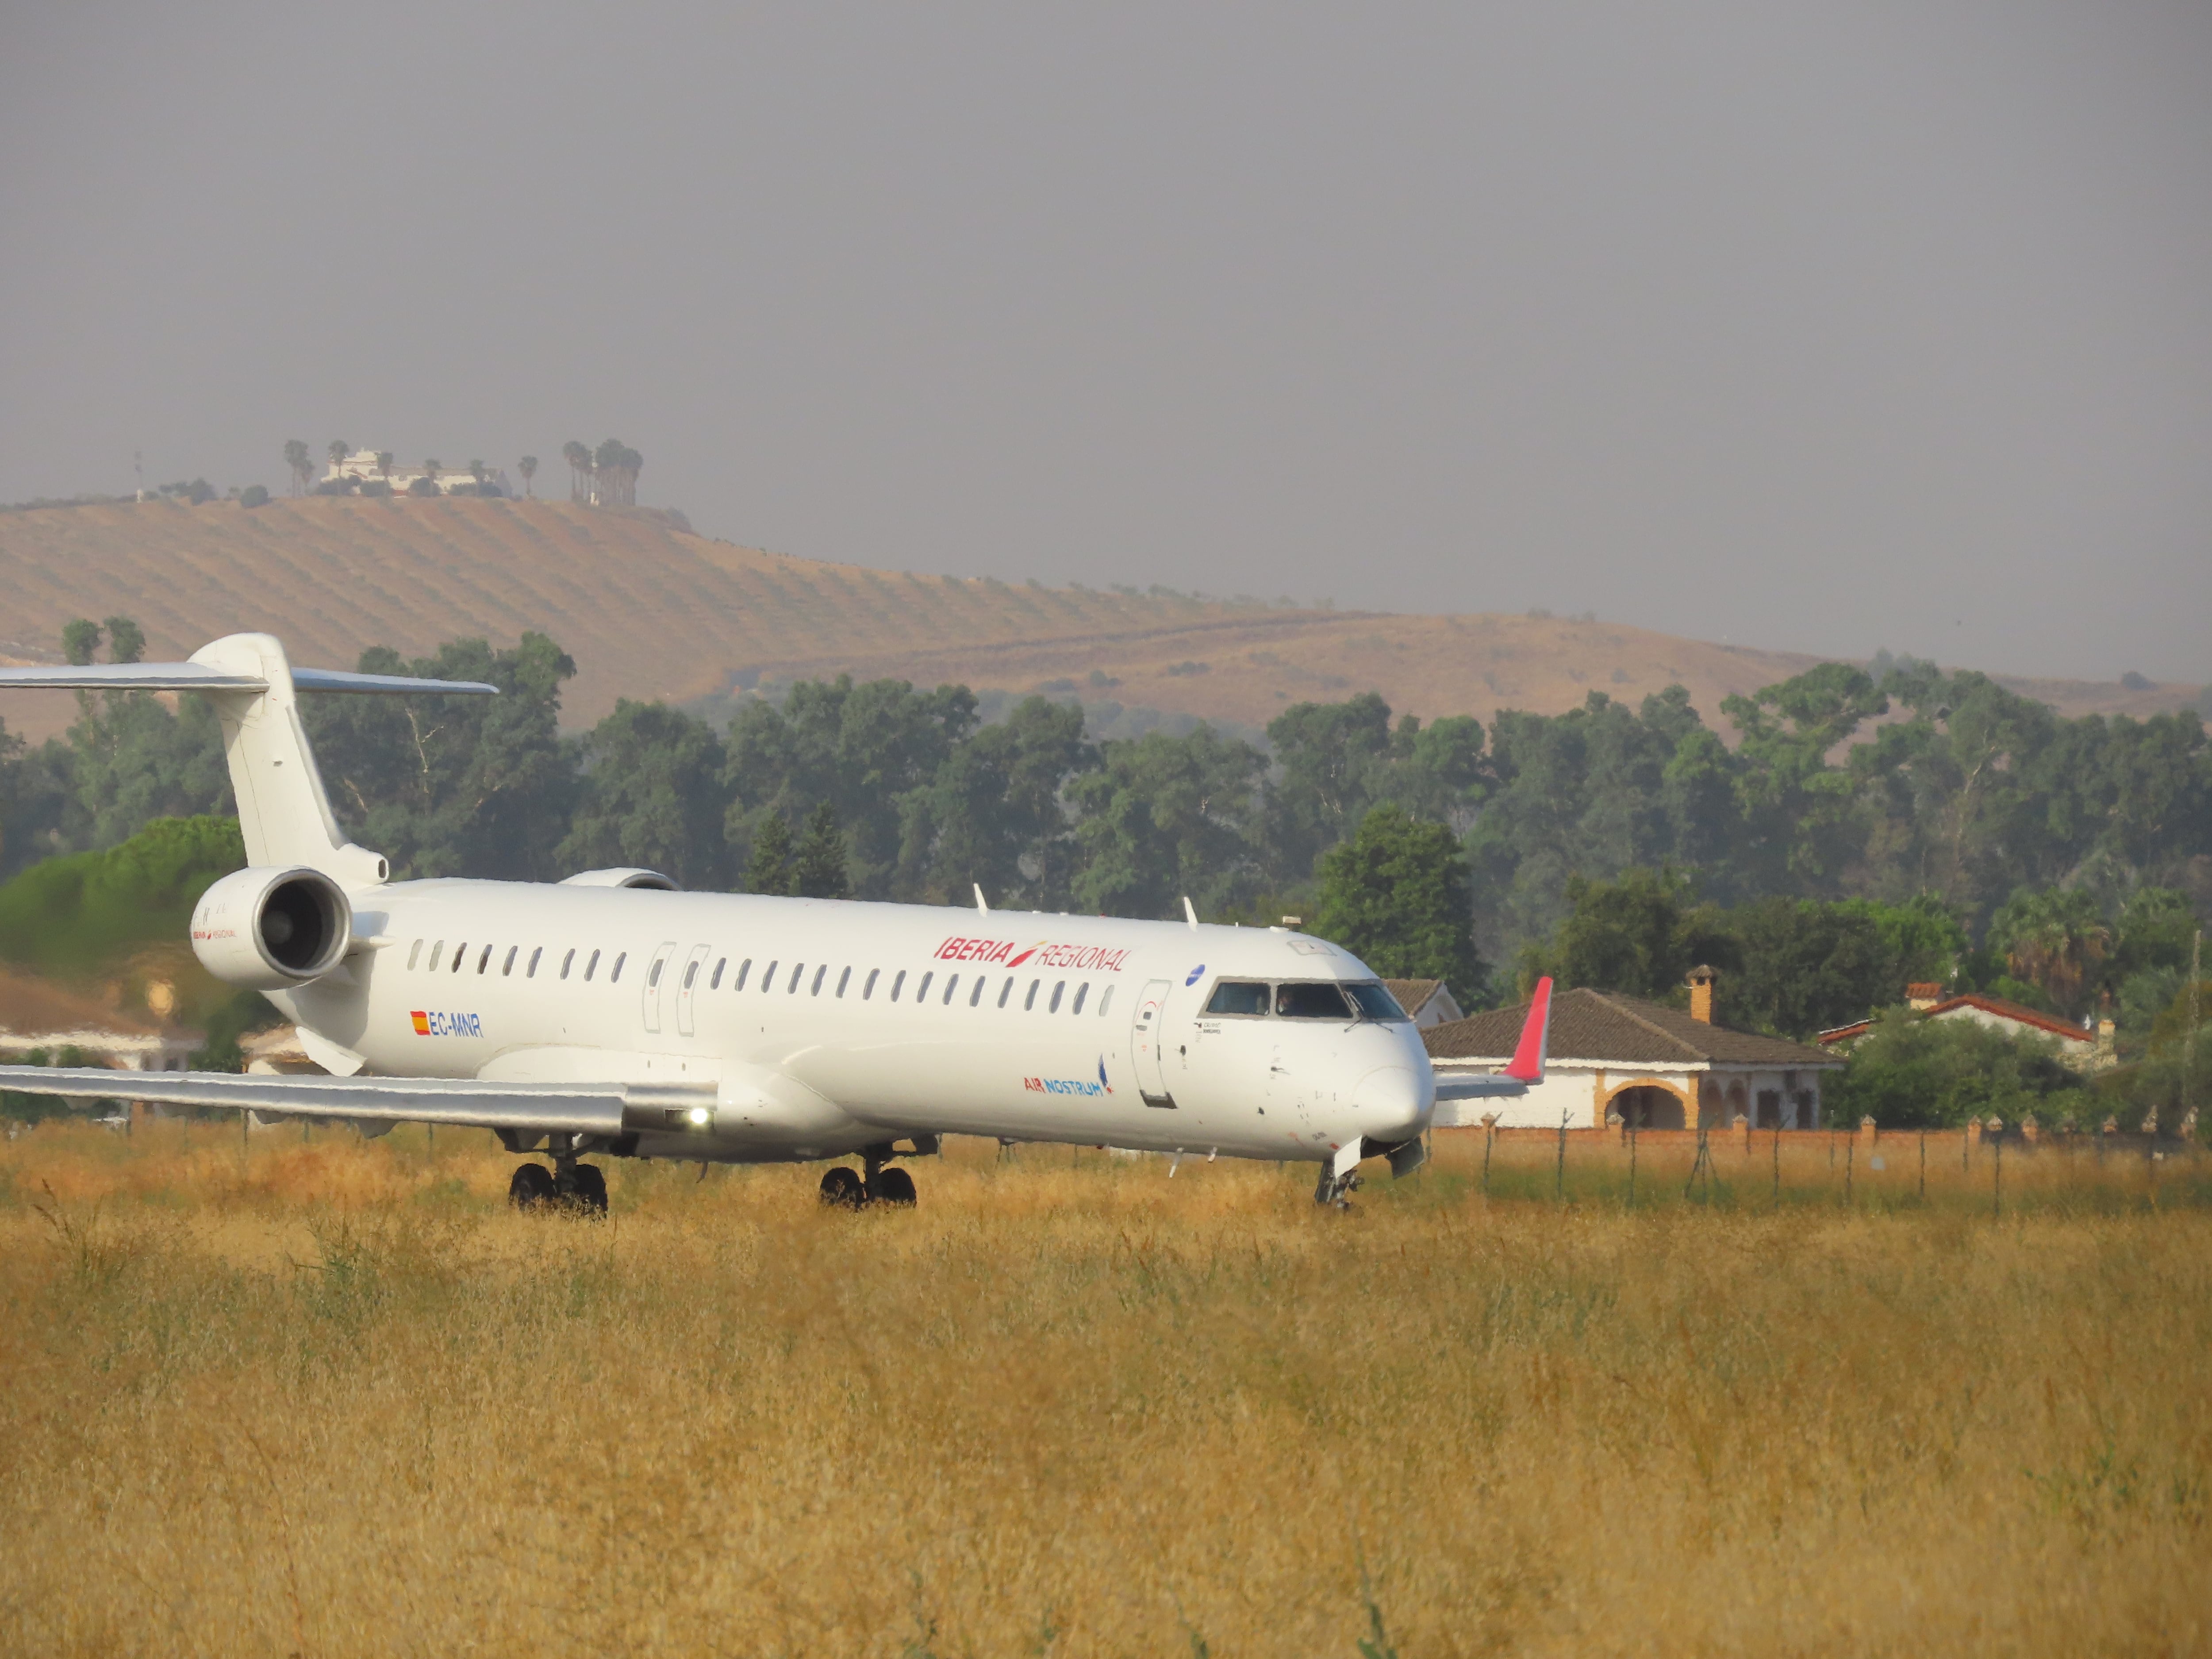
[0,496,2197,741]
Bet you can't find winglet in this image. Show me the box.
[1504,977,1552,1082]
[974,883,990,914]
[1183,895,1199,930]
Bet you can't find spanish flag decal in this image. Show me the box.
[410,1010,431,1036]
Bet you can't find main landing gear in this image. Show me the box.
[818,1138,934,1209]
[504,1133,609,1216]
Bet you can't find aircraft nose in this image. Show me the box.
[1352,1065,1431,1137]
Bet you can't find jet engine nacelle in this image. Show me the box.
[191,866,353,989]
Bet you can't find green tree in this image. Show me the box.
[558,700,731,889]
[1532,866,1736,1002]
[326,439,351,473]
[518,455,538,498]
[902,695,1094,906]
[1311,803,1486,996]
[1989,887,2110,1019]
[61,619,101,666]
[745,811,795,895]
[283,438,312,495]
[1068,726,1266,919]
[792,801,851,899]
[300,634,578,879]
[1827,1007,2089,1129]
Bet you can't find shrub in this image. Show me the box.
[238,484,270,509]
[406,477,441,498]
[1829,1007,2091,1128]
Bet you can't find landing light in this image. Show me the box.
[687,1106,712,1127]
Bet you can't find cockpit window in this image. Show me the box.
[1276,981,1353,1019]
[1344,981,1409,1021]
[1203,980,1271,1017]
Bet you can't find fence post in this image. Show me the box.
[1772,1125,1781,1206]
[1627,1123,1638,1209]
[1992,1128,2003,1220]
[1554,1110,1569,1202]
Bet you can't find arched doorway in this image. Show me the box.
[1607,1083,1686,1130]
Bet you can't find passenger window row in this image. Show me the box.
[400,936,1119,1018]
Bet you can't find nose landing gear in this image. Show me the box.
[1313,1141,1365,1209]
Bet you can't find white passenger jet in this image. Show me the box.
[0,635,1549,1210]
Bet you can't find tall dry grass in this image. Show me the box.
[0,1118,2205,1656]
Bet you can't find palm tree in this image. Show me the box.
[468,459,488,495]
[282,439,311,496]
[376,452,395,490]
[328,439,351,472]
[562,441,592,503]
[593,438,643,506]
[518,455,538,498]
[1992,888,2112,1018]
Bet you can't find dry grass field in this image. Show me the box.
[1,497,2193,742]
[1,1118,2207,1657]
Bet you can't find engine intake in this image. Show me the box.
[191,866,353,989]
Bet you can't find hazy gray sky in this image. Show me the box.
[4,3,2208,683]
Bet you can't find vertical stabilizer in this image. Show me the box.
[188,634,387,885]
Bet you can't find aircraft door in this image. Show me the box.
[1131,979,1175,1107]
[641,941,677,1033]
[675,943,711,1036]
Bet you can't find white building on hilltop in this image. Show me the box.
[322,453,511,496]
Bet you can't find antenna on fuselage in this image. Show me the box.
[974,883,990,914]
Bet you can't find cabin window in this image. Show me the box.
[891,970,906,1001]
[864,968,880,999]
[1071,983,1088,1015]
[942,974,959,1005]
[788,962,805,994]
[429,941,444,971]
[811,965,826,995]
[560,949,574,980]
[734,959,751,991]
[528,947,543,978]
[837,967,851,997]
[477,944,493,974]
[762,960,777,991]
[407,940,423,970]
[611,953,626,983]
[452,942,467,973]
[1049,981,1065,1013]
[683,960,699,990]
[970,976,986,1007]
[998,977,1014,1008]
[584,949,600,982]
[1098,987,1113,1018]
[649,958,664,989]
[1024,979,1040,1011]
[1276,981,1352,1019]
[1204,980,1270,1017]
[915,972,933,1003]
[710,957,726,990]
[503,946,518,976]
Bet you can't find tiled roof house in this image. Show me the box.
[1422,968,1841,1129]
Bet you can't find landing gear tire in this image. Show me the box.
[867,1166,917,1206]
[562,1163,609,1216]
[509,1162,558,1210]
[818,1166,866,1208]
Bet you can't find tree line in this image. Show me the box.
[1,622,2205,1045]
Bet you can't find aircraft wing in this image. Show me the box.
[0,1067,713,1136]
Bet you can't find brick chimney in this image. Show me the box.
[1907,982,1942,1011]
[1686,965,1717,1024]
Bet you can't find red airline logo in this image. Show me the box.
[934,936,1130,973]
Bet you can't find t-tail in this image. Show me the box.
[1505,975,1553,1082]
[0,633,495,886]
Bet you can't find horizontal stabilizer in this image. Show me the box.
[0,1067,714,1137]
[0,662,496,696]
[1434,1072,1533,1101]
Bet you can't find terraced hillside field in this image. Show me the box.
[0,496,2195,737]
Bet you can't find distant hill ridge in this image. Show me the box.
[0,496,2195,740]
